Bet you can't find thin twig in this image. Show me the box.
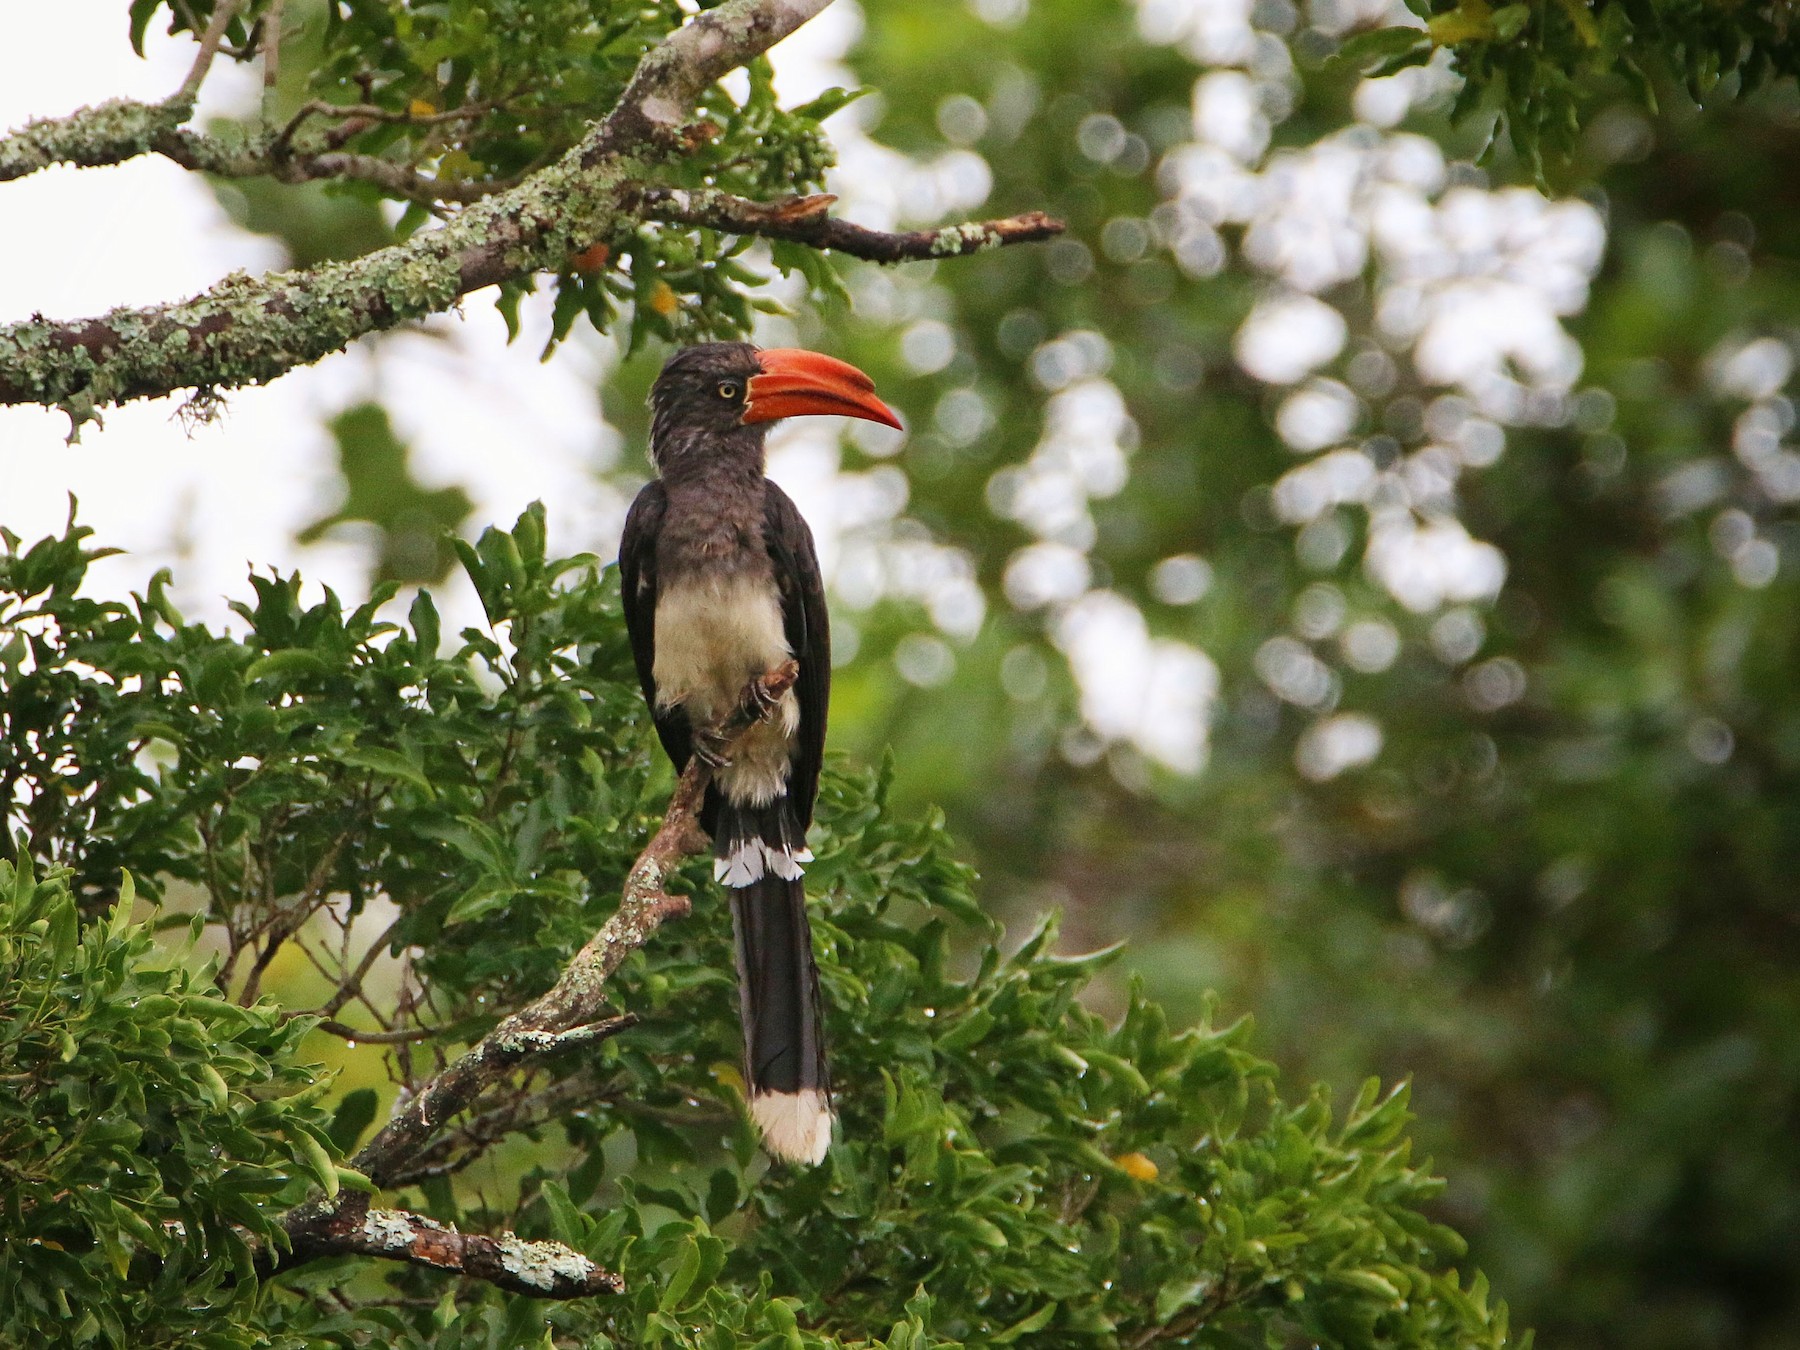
[276,98,498,152]
[261,0,284,94]
[314,1019,442,1045]
[178,0,246,102]
[238,827,354,1004]
[384,1072,620,1187]
[638,187,1066,263]
[317,914,405,1018]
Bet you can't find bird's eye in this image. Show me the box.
[716,379,742,401]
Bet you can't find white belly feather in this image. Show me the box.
[654,574,800,804]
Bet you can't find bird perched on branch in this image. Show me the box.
[618,342,902,1164]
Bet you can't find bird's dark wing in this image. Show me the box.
[763,482,830,831]
[618,481,692,772]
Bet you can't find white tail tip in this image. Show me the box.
[714,839,808,888]
[750,1088,833,1165]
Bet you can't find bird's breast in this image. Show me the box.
[652,573,793,724]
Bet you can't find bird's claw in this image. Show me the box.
[743,659,799,720]
[746,678,783,717]
[693,730,732,769]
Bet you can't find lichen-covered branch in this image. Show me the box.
[0,0,1066,423]
[638,188,1066,261]
[0,97,507,203]
[269,662,800,1296]
[0,97,198,182]
[279,1204,623,1299]
[594,0,831,156]
[0,0,831,420]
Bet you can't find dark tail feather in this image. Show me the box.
[713,796,810,887]
[719,798,831,1165]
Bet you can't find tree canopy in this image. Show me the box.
[4,0,1800,1346]
[0,509,1515,1346]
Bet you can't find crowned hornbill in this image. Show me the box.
[619,343,901,1164]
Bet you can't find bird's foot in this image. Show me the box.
[743,659,800,721]
[693,728,733,770]
[744,679,783,719]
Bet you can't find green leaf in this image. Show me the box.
[244,649,333,684]
[1490,4,1531,39]
[1335,25,1429,65]
[337,745,434,794]
[409,588,441,654]
[444,881,517,926]
[335,1166,377,1194]
[540,1181,589,1246]
[288,1126,340,1200]
[328,1088,380,1154]
[991,1303,1055,1343]
[128,0,165,56]
[660,1235,704,1311]
[1154,1277,1215,1323]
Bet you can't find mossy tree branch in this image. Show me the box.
[0,0,1063,428]
[278,1206,626,1300]
[0,0,838,421]
[0,98,511,202]
[0,97,200,182]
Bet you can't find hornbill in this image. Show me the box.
[619,343,901,1164]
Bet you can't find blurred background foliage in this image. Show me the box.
[68,0,1800,1344]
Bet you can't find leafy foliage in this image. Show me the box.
[19,0,1800,1344]
[0,510,1516,1346]
[0,860,336,1349]
[1337,0,1800,175]
[0,502,649,1020]
[791,5,1800,1336]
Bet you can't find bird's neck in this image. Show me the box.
[651,424,766,491]
[654,453,770,585]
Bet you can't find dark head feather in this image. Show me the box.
[648,342,766,472]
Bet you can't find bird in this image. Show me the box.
[617,342,902,1165]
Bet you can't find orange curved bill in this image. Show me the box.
[744,348,903,429]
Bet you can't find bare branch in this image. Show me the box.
[279,1204,623,1299]
[261,0,285,95]
[639,188,1066,262]
[385,1072,622,1187]
[238,827,354,1005]
[317,914,405,1019]
[271,150,519,206]
[276,99,499,145]
[314,1019,442,1045]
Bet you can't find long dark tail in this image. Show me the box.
[716,797,832,1164]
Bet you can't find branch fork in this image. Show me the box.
[268,662,799,1300]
